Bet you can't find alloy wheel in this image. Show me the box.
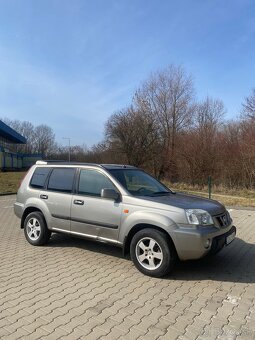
[135,237,163,270]
[26,218,41,241]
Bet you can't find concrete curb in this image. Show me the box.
[0,192,17,196]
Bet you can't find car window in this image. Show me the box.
[30,167,51,189]
[47,168,76,193]
[78,169,116,197]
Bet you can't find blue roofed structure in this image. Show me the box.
[0,120,27,144]
[0,120,42,170]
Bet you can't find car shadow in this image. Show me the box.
[48,232,124,258]
[48,234,255,283]
[166,237,255,283]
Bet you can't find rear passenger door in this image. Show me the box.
[71,169,122,242]
[39,167,76,232]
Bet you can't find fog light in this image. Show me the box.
[204,239,211,249]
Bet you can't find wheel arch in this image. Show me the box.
[123,223,178,258]
[21,207,44,229]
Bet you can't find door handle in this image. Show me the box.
[73,199,84,205]
[40,194,48,200]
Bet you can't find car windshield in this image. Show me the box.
[109,169,171,197]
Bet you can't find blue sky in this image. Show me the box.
[0,0,254,146]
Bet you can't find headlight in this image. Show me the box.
[185,209,214,226]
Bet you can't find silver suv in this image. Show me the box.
[14,161,236,277]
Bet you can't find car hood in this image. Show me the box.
[142,192,225,216]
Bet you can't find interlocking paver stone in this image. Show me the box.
[0,196,255,339]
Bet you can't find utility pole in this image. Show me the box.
[62,137,71,162]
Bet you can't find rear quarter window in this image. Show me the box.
[30,167,51,189]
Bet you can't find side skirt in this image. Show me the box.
[51,227,123,247]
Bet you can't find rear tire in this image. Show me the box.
[24,211,51,246]
[130,228,176,277]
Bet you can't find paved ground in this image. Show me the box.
[0,196,255,340]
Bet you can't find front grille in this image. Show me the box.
[214,211,231,228]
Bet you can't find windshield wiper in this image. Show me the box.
[150,191,171,196]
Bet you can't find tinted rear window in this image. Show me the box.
[30,167,51,189]
[47,168,76,193]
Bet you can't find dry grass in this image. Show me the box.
[0,172,26,194]
[164,181,255,208]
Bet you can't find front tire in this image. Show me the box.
[24,211,51,246]
[130,228,176,277]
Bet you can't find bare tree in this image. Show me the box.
[105,106,158,167]
[134,65,195,179]
[34,125,55,157]
[242,88,255,119]
[179,97,225,184]
[239,119,255,188]
[195,97,225,135]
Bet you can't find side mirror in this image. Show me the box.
[101,188,120,201]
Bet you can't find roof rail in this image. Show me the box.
[35,160,103,167]
[35,161,137,169]
[101,164,136,169]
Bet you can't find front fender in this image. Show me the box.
[119,210,178,244]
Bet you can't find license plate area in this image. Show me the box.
[226,231,235,245]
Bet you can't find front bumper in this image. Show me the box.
[209,226,236,255]
[172,223,236,261]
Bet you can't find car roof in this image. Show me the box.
[35,160,137,170]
